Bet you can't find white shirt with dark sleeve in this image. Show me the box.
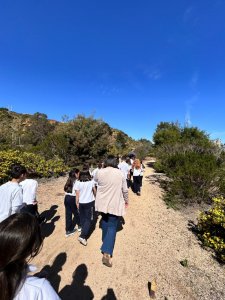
[20,179,38,205]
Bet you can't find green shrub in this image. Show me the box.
[153,123,225,205]
[197,197,225,263]
[166,151,218,203]
[0,150,67,184]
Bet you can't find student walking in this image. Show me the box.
[0,164,27,223]
[75,170,96,246]
[94,156,129,267]
[0,213,60,300]
[19,177,44,223]
[128,154,135,183]
[132,159,143,196]
[118,156,131,188]
[64,169,81,237]
[140,160,145,189]
[92,162,103,190]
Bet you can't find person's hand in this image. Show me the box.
[76,202,79,209]
[125,202,129,208]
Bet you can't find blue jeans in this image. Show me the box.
[101,213,119,256]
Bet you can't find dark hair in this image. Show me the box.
[79,170,92,182]
[82,163,90,171]
[9,164,27,179]
[0,213,43,300]
[64,169,79,193]
[104,155,118,168]
[126,157,131,164]
[97,162,103,169]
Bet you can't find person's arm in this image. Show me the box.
[92,186,97,197]
[93,171,98,184]
[75,190,80,209]
[31,181,38,204]
[122,177,129,208]
[73,181,80,208]
[71,180,77,196]
[127,166,131,179]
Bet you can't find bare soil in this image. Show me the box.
[33,160,225,300]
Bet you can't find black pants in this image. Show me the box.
[133,176,142,193]
[130,169,133,181]
[22,203,38,215]
[79,201,95,239]
[64,195,80,232]
[20,203,45,224]
[126,179,131,189]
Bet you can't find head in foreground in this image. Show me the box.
[0,213,43,300]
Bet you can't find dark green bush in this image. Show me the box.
[153,123,225,206]
[165,151,218,204]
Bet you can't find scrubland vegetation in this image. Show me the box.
[153,122,225,262]
[0,108,224,262]
[0,107,151,180]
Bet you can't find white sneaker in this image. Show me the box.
[77,227,82,232]
[65,229,76,237]
[78,237,87,246]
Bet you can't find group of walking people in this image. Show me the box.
[63,155,144,249]
[63,156,129,263]
[118,155,145,196]
[0,154,144,299]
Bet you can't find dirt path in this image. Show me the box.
[33,161,225,300]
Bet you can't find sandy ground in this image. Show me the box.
[33,161,225,300]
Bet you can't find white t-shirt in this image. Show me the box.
[20,179,38,205]
[133,167,143,176]
[74,180,95,204]
[14,276,60,300]
[0,181,23,223]
[118,161,131,179]
[92,167,100,178]
[92,168,101,186]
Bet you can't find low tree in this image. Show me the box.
[66,115,112,165]
[153,122,181,146]
[23,112,55,146]
[134,139,152,160]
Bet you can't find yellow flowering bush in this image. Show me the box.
[197,197,225,263]
[0,150,67,184]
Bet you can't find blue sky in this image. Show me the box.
[0,0,225,142]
